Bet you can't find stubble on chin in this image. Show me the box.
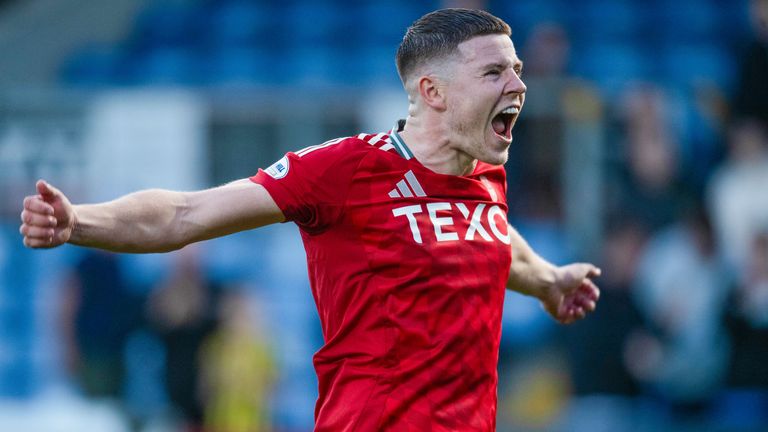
[447,111,510,166]
[450,114,481,154]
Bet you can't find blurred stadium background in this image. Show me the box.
[0,0,767,430]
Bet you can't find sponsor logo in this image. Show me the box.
[388,171,508,244]
[265,156,289,179]
[392,201,511,245]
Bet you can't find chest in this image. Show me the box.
[341,164,512,279]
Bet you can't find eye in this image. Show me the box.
[514,67,523,77]
[484,69,501,77]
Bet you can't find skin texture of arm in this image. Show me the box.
[20,179,284,253]
[506,224,601,324]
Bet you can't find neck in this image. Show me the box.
[399,114,477,176]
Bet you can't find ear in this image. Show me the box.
[417,75,447,111]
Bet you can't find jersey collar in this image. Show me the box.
[390,119,414,160]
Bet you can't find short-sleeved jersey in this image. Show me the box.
[251,122,513,432]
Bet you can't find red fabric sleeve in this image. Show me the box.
[250,137,369,233]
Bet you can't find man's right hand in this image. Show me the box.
[20,180,76,249]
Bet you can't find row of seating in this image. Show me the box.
[60,0,749,91]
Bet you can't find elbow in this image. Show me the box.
[129,197,194,253]
[165,193,200,251]
[118,233,187,254]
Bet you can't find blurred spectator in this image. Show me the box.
[60,250,141,400]
[678,83,729,196]
[607,85,690,232]
[713,231,768,429]
[628,206,731,415]
[199,289,276,432]
[733,0,768,126]
[724,230,768,387]
[507,22,571,219]
[559,218,647,431]
[564,218,646,396]
[146,246,218,432]
[707,118,768,275]
[523,23,570,80]
[498,351,570,431]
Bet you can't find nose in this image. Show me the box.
[505,70,527,95]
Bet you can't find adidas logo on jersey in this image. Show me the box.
[388,170,426,198]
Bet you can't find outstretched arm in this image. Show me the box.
[20,179,283,253]
[506,225,601,324]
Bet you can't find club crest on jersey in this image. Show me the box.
[265,156,289,179]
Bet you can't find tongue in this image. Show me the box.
[492,115,506,135]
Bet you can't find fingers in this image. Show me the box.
[578,279,600,302]
[574,263,601,279]
[20,218,56,248]
[571,295,596,313]
[565,294,595,315]
[574,282,599,311]
[36,179,60,201]
[20,212,56,246]
[21,189,61,249]
[21,209,57,227]
[23,195,54,216]
[20,224,55,239]
[23,236,55,249]
[587,266,602,279]
[560,305,587,324]
[558,307,585,325]
[558,280,600,324]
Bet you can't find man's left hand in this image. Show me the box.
[540,263,601,324]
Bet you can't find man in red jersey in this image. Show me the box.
[20,9,600,432]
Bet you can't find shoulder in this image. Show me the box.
[263,131,398,180]
[285,131,401,166]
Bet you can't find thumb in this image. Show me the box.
[586,265,601,278]
[36,180,59,201]
[569,263,601,279]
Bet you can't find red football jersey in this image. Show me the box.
[251,122,513,431]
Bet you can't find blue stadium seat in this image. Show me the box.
[712,0,752,43]
[204,47,276,86]
[659,44,735,91]
[565,0,645,45]
[491,0,567,45]
[571,43,655,97]
[648,0,721,43]
[59,44,129,86]
[281,2,347,48]
[281,46,349,87]
[206,1,276,48]
[127,47,201,86]
[356,2,436,47]
[711,390,768,430]
[130,3,204,50]
[353,46,402,88]
[0,224,36,397]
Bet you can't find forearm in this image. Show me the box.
[506,225,557,298]
[69,189,191,253]
[505,225,601,323]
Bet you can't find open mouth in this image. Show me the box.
[491,106,519,141]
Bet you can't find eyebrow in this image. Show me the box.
[481,60,524,71]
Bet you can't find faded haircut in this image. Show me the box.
[396,8,511,85]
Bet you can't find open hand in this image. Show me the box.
[20,180,75,249]
[540,263,601,324]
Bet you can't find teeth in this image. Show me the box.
[501,107,519,115]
